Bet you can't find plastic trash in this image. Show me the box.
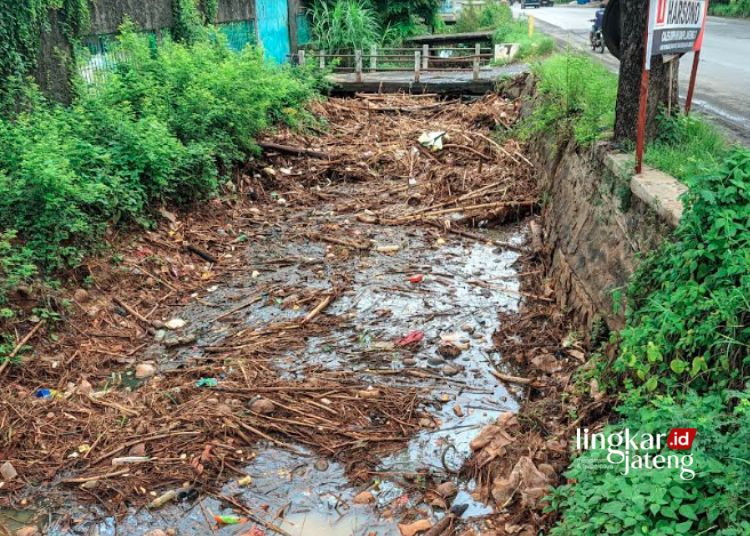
[214,514,247,525]
[396,330,425,347]
[148,489,177,509]
[195,377,219,388]
[419,131,447,151]
[164,318,186,330]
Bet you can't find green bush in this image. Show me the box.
[518,53,617,144]
[455,0,512,33]
[309,0,439,46]
[0,28,316,286]
[374,0,440,38]
[709,0,750,17]
[0,231,36,311]
[549,149,750,535]
[616,149,750,393]
[549,390,750,536]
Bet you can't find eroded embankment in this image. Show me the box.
[1,93,557,536]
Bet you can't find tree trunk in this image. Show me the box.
[614,0,680,143]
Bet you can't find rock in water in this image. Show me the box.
[1,461,18,481]
[135,363,156,379]
[352,491,375,504]
[250,398,275,415]
[437,342,462,359]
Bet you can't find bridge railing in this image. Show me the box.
[292,43,516,82]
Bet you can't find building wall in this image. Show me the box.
[36,0,306,101]
[88,0,174,35]
[87,0,258,35]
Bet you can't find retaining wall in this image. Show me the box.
[511,77,687,333]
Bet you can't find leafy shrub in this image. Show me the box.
[518,53,617,144]
[0,231,36,310]
[172,0,207,43]
[549,390,750,536]
[0,28,316,278]
[454,0,512,33]
[616,149,750,393]
[94,29,316,166]
[709,0,750,17]
[309,0,382,52]
[309,0,439,47]
[549,148,750,535]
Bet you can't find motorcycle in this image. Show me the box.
[590,19,605,53]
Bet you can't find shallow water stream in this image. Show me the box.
[26,196,529,535]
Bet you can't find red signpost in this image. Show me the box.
[635,0,710,174]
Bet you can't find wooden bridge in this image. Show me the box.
[294,40,523,95]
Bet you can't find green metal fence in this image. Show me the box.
[77,21,258,88]
[296,11,311,46]
[219,20,257,51]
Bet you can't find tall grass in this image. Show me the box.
[495,19,554,60]
[309,0,382,52]
[519,53,618,144]
[645,112,730,182]
[454,0,512,33]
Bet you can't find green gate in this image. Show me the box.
[255,0,291,63]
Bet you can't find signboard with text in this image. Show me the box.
[645,0,709,69]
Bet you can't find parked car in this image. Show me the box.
[521,0,541,8]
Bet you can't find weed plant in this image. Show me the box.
[0,28,318,326]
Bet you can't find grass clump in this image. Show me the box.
[525,54,729,180]
[519,53,617,144]
[451,2,553,61]
[495,19,554,60]
[309,0,382,52]
[0,28,318,323]
[645,111,730,182]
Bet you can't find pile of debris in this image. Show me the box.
[255,93,536,227]
[0,92,541,532]
[463,258,612,536]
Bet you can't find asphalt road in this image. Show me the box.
[513,4,750,142]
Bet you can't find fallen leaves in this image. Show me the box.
[491,456,550,509]
[398,518,432,536]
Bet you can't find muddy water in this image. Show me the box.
[37,213,528,535]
